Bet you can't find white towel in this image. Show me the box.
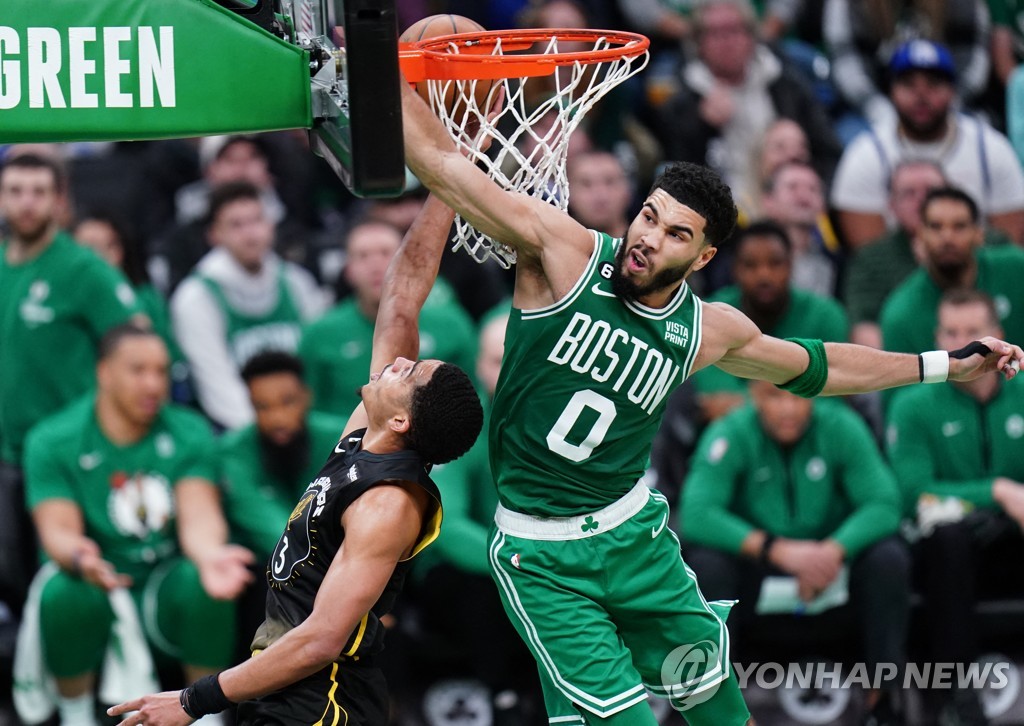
[13,563,160,724]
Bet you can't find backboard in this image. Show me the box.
[307,0,405,197]
[0,0,405,198]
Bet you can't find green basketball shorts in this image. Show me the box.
[488,483,750,724]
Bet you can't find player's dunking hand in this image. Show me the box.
[108,690,192,726]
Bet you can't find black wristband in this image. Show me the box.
[950,341,992,360]
[759,534,776,566]
[180,674,232,719]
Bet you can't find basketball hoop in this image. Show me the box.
[400,29,650,268]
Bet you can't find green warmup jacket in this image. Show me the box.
[681,400,900,558]
[886,378,1024,515]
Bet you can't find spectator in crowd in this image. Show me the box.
[652,0,841,206]
[844,160,945,349]
[823,0,992,128]
[566,150,634,239]
[73,213,170,347]
[211,351,346,653]
[214,352,344,564]
[170,181,327,430]
[150,135,320,293]
[0,154,140,610]
[691,221,849,421]
[17,324,251,726]
[71,211,190,400]
[415,308,542,723]
[733,117,812,222]
[843,161,1013,349]
[682,379,908,725]
[880,186,1024,356]
[760,160,842,297]
[831,39,1024,247]
[990,0,1024,87]
[299,219,475,416]
[887,289,1024,725]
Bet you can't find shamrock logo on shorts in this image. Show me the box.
[581,516,599,533]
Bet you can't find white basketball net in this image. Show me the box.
[423,33,649,268]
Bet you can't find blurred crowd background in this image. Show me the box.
[3,0,1024,724]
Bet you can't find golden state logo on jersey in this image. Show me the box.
[270,476,331,587]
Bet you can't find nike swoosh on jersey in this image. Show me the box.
[942,421,963,437]
[591,282,618,298]
[79,452,103,470]
[652,512,668,538]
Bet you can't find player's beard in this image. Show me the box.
[7,215,53,246]
[609,242,690,301]
[259,425,311,482]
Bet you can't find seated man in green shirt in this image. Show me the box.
[681,379,908,724]
[692,221,849,421]
[887,289,1024,724]
[880,186,1024,357]
[298,219,476,416]
[21,324,252,726]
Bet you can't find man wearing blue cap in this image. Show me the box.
[830,39,1024,249]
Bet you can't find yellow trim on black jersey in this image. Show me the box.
[312,662,349,726]
[405,499,443,561]
[342,614,370,658]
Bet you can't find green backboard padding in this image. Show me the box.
[0,0,312,141]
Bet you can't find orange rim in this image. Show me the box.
[398,28,650,82]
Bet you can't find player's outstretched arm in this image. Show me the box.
[399,74,592,264]
[700,302,1023,395]
[341,194,455,436]
[370,193,454,372]
[108,483,428,726]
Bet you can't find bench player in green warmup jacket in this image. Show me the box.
[399,76,1024,724]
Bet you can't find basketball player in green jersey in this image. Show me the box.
[399,78,1024,725]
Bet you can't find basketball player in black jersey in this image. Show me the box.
[108,194,484,726]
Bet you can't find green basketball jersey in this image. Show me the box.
[489,232,703,516]
[0,234,140,463]
[24,395,215,582]
[198,267,302,366]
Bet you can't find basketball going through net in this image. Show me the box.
[400,27,650,268]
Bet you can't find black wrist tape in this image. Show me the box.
[180,674,232,719]
[950,341,992,360]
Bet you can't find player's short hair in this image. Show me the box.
[98,322,161,361]
[650,162,737,247]
[733,220,792,256]
[406,363,484,465]
[0,152,67,193]
[939,288,999,327]
[205,180,262,228]
[920,186,980,224]
[240,351,305,384]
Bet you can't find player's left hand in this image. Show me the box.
[108,690,193,726]
[198,544,255,601]
[948,337,1023,382]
